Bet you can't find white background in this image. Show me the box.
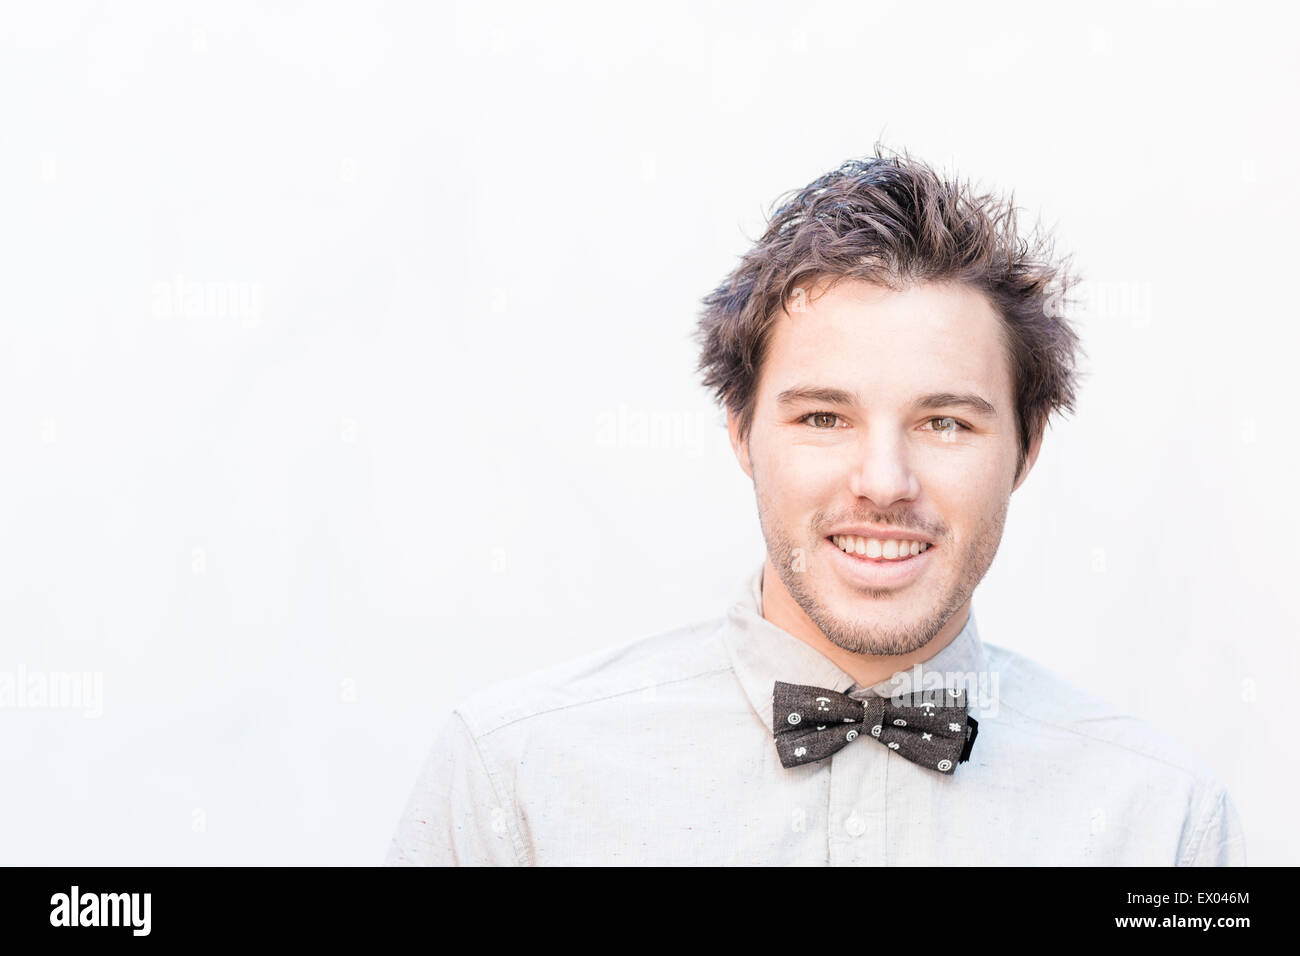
[1,0,1295,865]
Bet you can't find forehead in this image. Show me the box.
[760,278,1012,403]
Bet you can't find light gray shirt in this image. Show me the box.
[385,562,1247,866]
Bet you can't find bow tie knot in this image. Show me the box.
[772,680,978,774]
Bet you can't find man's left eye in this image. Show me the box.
[927,417,970,433]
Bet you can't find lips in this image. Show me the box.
[823,535,934,588]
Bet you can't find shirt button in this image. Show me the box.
[844,813,866,837]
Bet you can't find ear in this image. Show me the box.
[726,406,754,480]
[1011,417,1045,493]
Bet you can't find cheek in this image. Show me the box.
[929,471,1002,544]
[934,473,984,512]
[764,451,842,508]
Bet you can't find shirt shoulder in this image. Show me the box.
[983,641,1246,864]
[450,613,735,737]
[983,641,1222,782]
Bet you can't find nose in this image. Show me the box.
[847,429,920,506]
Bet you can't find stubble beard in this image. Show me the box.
[754,472,1008,657]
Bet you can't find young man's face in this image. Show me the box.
[728,277,1041,657]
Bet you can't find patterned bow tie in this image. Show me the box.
[772,680,979,774]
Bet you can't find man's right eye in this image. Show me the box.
[801,411,844,429]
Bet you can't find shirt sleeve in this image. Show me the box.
[383,709,524,866]
[1181,786,1247,867]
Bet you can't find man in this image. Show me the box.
[385,149,1246,866]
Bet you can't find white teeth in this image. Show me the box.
[832,535,932,560]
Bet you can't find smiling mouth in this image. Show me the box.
[826,535,935,562]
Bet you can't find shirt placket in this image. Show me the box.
[827,699,888,865]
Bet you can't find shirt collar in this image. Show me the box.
[721,560,990,726]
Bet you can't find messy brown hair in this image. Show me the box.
[694,145,1087,483]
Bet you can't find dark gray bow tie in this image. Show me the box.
[772,680,979,774]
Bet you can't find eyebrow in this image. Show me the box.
[775,386,998,419]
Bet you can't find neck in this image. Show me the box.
[759,555,969,687]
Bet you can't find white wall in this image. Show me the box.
[1,0,1294,864]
